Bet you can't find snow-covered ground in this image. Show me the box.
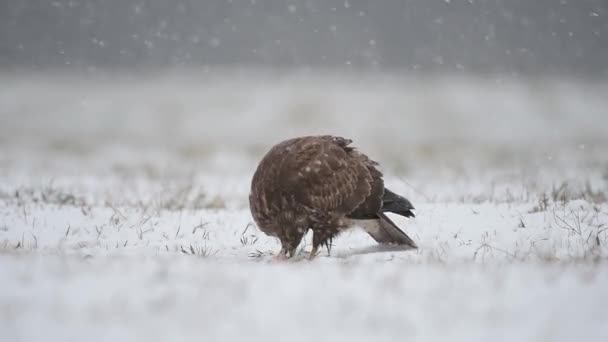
[1,71,607,341]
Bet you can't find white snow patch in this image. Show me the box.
[1,71,607,342]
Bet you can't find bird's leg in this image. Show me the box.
[308,230,322,260]
[308,245,319,260]
[324,237,334,256]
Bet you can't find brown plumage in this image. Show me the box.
[249,135,417,260]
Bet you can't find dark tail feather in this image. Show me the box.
[360,212,417,249]
[382,188,415,218]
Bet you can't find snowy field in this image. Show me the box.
[1,71,608,341]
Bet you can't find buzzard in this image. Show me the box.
[249,135,417,260]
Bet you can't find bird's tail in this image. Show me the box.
[381,188,415,218]
[356,212,417,249]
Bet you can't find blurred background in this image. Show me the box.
[1,0,607,203]
[1,0,607,75]
[2,4,608,341]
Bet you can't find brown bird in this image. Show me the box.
[249,135,417,260]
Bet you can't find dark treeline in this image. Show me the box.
[1,0,606,76]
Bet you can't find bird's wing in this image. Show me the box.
[347,151,385,219]
[284,137,374,215]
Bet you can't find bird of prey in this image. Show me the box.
[249,135,417,260]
